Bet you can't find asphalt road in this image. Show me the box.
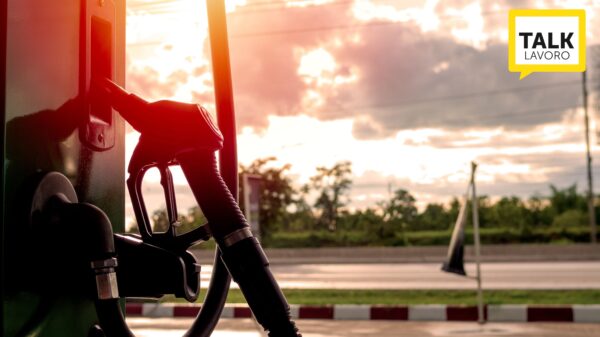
[129,318,600,337]
[199,261,600,289]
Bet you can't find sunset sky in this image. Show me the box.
[124,0,600,222]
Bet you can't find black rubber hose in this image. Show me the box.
[95,300,135,337]
[177,150,247,241]
[54,201,116,261]
[51,201,134,337]
[183,249,231,337]
[178,150,301,337]
[220,237,300,337]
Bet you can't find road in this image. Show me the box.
[129,318,600,337]
[199,261,600,289]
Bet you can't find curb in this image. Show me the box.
[126,303,600,322]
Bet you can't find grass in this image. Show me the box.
[258,226,596,248]
[160,289,600,306]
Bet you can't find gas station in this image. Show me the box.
[2,1,600,337]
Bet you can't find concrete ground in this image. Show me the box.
[129,318,600,337]
[192,244,600,265]
[198,261,600,289]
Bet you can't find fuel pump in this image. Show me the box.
[2,0,302,336]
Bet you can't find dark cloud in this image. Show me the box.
[221,1,593,138]
[226,3,355,129]
[329,33,581,134]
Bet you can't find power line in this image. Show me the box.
[126,4,600,40]
[231,18,400,38]
[229,9,510,37]
[239,0,349,8]
[229,0,354,15]
[359,103,581,128]
[313,79,585,118]
[125,3,507,38]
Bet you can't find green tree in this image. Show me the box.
[490,196,530,231]
[549,184,586,214]
[527,194,553,227]
[448,197,461,225]
[151,208,170,233]
[552,209,587,228]
[360,208,392,240]
[307,161,353,231]
[382,189,417,231]
[285,190,316,232]
[417,203,451,230]
[239,157,296,238]
[177,206,208,235]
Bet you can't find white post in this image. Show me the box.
[471,161,485,324]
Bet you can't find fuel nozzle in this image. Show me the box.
[100,78,223,154]
[103,80,302,337]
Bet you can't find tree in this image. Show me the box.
[527,194,553,227]
[382,189,417,231]
[149,207,205,236]
[239,157,296,238]
[549,184,586,215]
[307,161,353,231]
[151,209,170,233]
[359,208,392,240]
[177,206,208,235]
[490,196,530,231]
[286,196,316,231]
[552,209,587,228]
[417,203,451,230]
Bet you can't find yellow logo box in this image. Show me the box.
[508,9,585,79]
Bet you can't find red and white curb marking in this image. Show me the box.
[126,303,600,322]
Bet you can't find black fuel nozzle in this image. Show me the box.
[103,80,302,337]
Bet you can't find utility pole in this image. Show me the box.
[471,162,484,324]
[583,71,597,244]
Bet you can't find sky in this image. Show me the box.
[123,0,600,224]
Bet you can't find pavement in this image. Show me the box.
[198,261,600,289]
[192,244,600,265]
[128,318,600,337]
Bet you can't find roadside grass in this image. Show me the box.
[160,289,600,306]
[258,227,595,248]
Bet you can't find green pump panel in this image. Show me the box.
[1,0,126,335]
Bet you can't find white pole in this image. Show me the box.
[471,161,485,324]
[582,71,597,243]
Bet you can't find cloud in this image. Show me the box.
[223,0,595,138]
[326,31,583,134]
[126,63,191,100]
[226,2,353,129]
[349,145,600,210]
[126,0,600,137]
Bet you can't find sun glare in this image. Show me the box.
[124,0,599,212]
[127,0,212,102]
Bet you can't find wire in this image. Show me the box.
[355,104,581,129]
[126,3,600,41]
[125,2,507,38]
[229,0,354,15]
[312,79,585,118]
[229,8,510,37]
